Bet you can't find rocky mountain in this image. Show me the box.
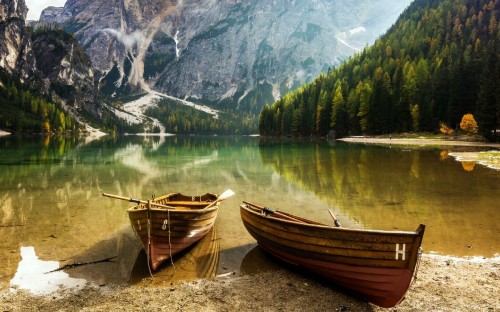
[0,0,104,132]
[0,0,36,83]
[39,6,66,23]
[44,0,412,114]
[31,28,98,116]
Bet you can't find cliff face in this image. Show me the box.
[0,0,36,83]
[47,0,411,112]
[31,30,98,114]
[0,0,100,121]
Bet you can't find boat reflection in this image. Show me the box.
[9,225,221,293]
[130,227,220,285]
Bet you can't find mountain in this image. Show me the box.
[43,0,411,116]
[0,0,112,133]
[259,0,500,140]
[0,0,36,83]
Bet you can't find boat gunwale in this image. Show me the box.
[128,204,220,213]
[127,192,219,211]
[240,204,425,236]
[242,217,417,257]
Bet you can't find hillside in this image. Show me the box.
[35,0,411,134]
[49,0,410,110]
[259,0,500,140]
[0,0,147,134]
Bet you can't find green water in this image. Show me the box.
[1,135,498,290]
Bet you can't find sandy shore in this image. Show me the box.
[1,254,498,311]
[338,137,500,149]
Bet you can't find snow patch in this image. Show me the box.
[295,69,306,81]
[272,83,281,100]
[335,26,367,52]
[174,30,180,58]
[236,88,252,110]
[221,85,237,100]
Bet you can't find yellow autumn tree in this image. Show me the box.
[439,122,454,135]
[42,121,51,133]
[460,113,478,134]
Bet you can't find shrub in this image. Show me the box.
[460,114,478,134]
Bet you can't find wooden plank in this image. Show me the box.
[243,220,411,266]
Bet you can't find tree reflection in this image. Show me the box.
[258,139,499,257]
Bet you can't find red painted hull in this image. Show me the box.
[240,203,425,308]
[258,241,412,308]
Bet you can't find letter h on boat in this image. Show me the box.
[395,243,406,260]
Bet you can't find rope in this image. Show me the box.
[411,247,423,286]
[146,204,154,280]
[166,208,176,277]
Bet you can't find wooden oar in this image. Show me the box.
[328,209,342,227]
[102,193,175,209]
[205,189,236,208]
[243,201,304,223]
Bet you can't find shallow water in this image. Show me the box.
[0,135,498,292]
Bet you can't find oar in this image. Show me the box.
[205,189,236,208]
[243,201,303,223]
[328,209,342,227]
[102,193,175,209]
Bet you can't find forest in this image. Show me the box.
[146,97,258,135]
[259,0,500,140]
[0,70,80,134]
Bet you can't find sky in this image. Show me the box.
[25,0,67,21]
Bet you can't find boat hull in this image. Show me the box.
[240,204,425,308]
[128,193,219,271]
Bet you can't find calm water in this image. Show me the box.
[1,135,498,292]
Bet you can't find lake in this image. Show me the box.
[1,135,498,292]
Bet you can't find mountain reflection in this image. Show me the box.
[258,139,499,257]
[0,135,497,291]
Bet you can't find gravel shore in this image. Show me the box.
[1,135,498,311]
[1,254,499,312]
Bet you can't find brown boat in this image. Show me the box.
[240,202,425,308]
[104,190,234,272]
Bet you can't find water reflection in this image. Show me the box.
[130,227,220,285]
[0,135,251,291]
[0,135,498,293]
[10,246,86,296]
[258,139,500,257]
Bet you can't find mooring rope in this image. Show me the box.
[146,203,154,280]
[166,208,176,276]
[411,247,423,286]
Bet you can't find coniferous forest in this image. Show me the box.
[0,69,81,134]
[259,0,500,140]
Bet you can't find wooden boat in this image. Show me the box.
[240,202,425,308]
[126,192,221,272]
[104,190,234,272]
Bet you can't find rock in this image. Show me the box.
[43,0,412,110]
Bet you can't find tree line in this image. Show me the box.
[0,72,80,133]
[146,97,258,135]
[259,0,500,140]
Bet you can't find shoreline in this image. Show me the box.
[1,253,498,311]
[338,136,500,149]
[338,136,500,170]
